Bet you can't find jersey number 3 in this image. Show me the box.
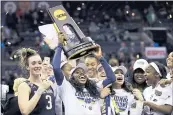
[45,95,52,110]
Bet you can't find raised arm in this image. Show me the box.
[52,43,64,85]
[99,57,116,87]
[52,32,67,85]
[94,45,116,88]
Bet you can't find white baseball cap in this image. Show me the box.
[133,59,149,71]
[112,66,127,75]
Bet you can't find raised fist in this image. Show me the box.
[39,80,52,91]
[93,44,102,59]
[58,32,67,45]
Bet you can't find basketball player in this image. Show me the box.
[132,59,149,92]
[17,48,56,115]
[52,32,116,115]
[85,54,99,81]
[143,62,173,115]
[100,66,144,115]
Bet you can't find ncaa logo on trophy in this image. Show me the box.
[45,5,98,60]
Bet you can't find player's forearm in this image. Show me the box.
[52,43,64,85]
[19,88,43,115]
[99,57,116,87]
[144,101,173,114]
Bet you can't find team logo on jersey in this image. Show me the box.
[75,91,97,104]
[113,95,128,111]
[155,90,162,96]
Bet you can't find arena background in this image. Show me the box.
[1,1,173,98]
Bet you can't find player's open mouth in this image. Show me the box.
[117,77,123,81]
[79,76,86,81]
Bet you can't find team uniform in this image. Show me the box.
[143,85,173,115]
[59,78,101,115]
[25,81,56,115]
[105,89,143,115]
[52,44,116,115]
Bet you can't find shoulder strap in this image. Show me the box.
[24,80,34,88]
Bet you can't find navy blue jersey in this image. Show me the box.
[26,81,56,115]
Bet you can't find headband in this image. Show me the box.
[150,62,162,76]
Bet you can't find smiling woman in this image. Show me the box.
[52,32,116,115]
[132,59,149,92]
[100,66,144,115]
[85,55,99,79]
[16,48,56,115]
[143,62,173,115]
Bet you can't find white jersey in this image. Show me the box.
[166,82,173,115]
[109,89,134,115]
[143,85,173,115]
[143,86,153,101]
[59,78,101,115]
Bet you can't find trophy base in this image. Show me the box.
[64,42,98,60]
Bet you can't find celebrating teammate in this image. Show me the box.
[143,62,173,115]
[17,48,56,115]
[100,66,143,115]
[52,32,116,115]
[85,54,100,81]
[132,59,149,92]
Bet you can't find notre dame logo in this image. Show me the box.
[54,9,67,20]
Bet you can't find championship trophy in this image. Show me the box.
[46,5,98,60]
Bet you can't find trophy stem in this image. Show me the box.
[53,23,60,32]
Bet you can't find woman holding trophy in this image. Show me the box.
[52,32,116,115]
